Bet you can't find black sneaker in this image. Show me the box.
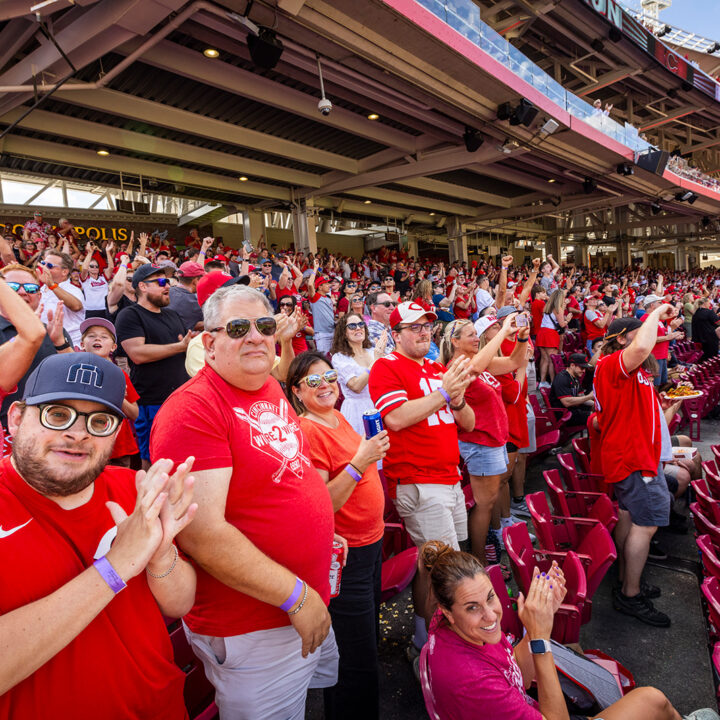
[613,591,671,627]
[648,538,668,560]
[612,578,661,600]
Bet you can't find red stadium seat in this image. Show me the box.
[571,437,593,475]
[381,547,418,603]
[691,479,720,526]
[691,503,720,551]
[558,452,605,494]
[697,535,720,582]
[702,577,720,641]
[486,564,523,641]
[543,469,617,533]
[502,522,586,644]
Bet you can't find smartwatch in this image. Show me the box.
[529,639,552,655]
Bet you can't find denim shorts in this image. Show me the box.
[614,465,671,527]
[459,441,509,476]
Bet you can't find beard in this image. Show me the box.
[11,429,113,497]
[146,291,170,308]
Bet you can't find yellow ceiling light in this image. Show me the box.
[203,48,220,58]
[429,212,436,216]
[363,199,372,204]
[96,149,110,156]
[239,176,249,182]
[367,113,379,120]
[548,178,556,183]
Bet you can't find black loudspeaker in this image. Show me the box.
[635,150,670,176]
[247,28,284,70]
[510,99,539,127]
[682,80,692,92]
[609,27,622,42]
[497,102,513,121]
[591,38,605,52]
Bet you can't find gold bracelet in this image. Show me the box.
[147,544,179,579]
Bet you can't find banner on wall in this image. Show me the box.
[0,218,180,242]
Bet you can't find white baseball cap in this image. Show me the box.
[389,301,437,327]
[474,315,499,337]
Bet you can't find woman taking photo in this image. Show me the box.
[419,541,704,720]
[330,313,387,436]
[287,351,389,720]
[536,288,568,389]
[439,315,516,565]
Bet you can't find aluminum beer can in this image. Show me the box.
[362,408,383,438]
[329,540,344,598]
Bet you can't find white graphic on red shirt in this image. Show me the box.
[233,398,309,483]
[94,525,118,559]
[0,518,32,539]
[504,642,532,704]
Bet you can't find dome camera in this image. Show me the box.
[318,98,332,116]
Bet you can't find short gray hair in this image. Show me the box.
[203,285,272,330]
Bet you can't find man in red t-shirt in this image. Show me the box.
[593,309,675,628]
[0,352,196,719]
[638,294,684,386]
[368,301,474,650]
[150,285,338,718]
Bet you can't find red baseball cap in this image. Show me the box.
[389,301,437,328]
[177,261,204,278]
[197,271,241,306]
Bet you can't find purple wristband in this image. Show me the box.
[438,387,451,404]
[93,555,127,594]
[280,577,303,612]
[346,464,363,482]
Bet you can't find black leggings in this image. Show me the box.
[324,538,383,720]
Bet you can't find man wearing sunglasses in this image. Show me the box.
[115,264,192,470]
[0,264,73,431]
[369,301,474,657]
[0,352,198,719]
[366,292,397,355]
[37,249,85,347]
[150,284,338,720]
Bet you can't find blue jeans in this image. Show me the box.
[135,404,161,461]
[654,358,667,386]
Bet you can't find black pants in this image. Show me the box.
[568,406,591,427]
[324,538,383,720]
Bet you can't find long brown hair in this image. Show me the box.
[421,540,487,612]
[330,313,371,356]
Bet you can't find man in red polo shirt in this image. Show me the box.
[150,284,338,719]
[0,352,197,719]
[369,301,473,654]
[594,307,676,628]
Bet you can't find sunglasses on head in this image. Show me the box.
[143,277,171,287]
[209,316,277,339]
[6,281,41,294]
[346,321,365,331]
[298,369,338,388]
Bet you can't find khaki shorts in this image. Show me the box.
[394,482,468,549]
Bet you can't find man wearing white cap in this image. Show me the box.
[369,301,474,656]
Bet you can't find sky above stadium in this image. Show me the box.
[660,0,720,41]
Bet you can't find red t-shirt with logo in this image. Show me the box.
[457,372,509,448]
[593,350,661,484]
[639,313,670,361]
[368,352,461,498]
[149,366,334,637]
[0,459,186,720]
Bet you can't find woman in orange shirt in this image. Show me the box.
[288,351,390,720]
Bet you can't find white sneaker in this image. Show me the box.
[683,710,720,720]
[538,381,551,389]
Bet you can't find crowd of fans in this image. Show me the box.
[1,210,720,719]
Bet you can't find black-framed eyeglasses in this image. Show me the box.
[209,316,277,339]
[298,369,338,388]
[36,403,121,437]
[143,277,171,287]
[399,322,433,334]
[346,321,366,331]
[6,281,40,294]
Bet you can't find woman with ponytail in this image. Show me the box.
[418,541,691,720]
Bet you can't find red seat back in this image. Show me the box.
[692,479,720,525]
[576,523,617,599]
[486,564,523,640]
[571,437,592,474]
[691,503,720,550]
[526,491,562,551]
[702,577,720,640]
[544,469,572,517]
[381,547,418,603]
[698,535,720,581]
[703,460,720,497]
[169,624,217,720]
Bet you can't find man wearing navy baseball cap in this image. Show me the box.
[0,352,198,719]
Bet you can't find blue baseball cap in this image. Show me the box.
[23,352,126,417]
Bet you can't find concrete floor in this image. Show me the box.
[306,419,720,719]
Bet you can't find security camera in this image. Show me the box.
[318,97,332,116]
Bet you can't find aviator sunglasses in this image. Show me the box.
[209,316,277,339]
